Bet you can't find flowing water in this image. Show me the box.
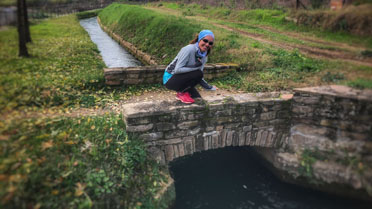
[79,17,142,68]
[170,147,370,209]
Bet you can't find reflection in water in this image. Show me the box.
[79,17,142,68]
[170,147,369,209]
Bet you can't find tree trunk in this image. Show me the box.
[17,0,29,57]
[24,0,31,43]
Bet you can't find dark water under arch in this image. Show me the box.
[169,147,369,209]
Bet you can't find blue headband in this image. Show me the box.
[198,30,214,42]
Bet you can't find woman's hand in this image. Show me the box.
[208,86,218,91]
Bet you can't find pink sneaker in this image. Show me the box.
[176,92,194,104]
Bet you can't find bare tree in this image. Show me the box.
[17,0,29,57]
[24,0,31,43]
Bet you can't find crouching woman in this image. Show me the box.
[163,30,217,104]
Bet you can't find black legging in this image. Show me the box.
[165,70,203,98]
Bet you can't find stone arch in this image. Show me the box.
[122,92,292,164]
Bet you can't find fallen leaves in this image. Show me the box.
[0,135,10,141]
[75,182,86,197]
[41,140,54,150]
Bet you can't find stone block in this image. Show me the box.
[157,122,176,131]
[124,78,144,85]
[127,73,139,79]
[245,132,252,146]
[241,114,256,122]
[277,110,291,119]
[288,133,334,152]
[177,120,200,130]
[210,109,232,117]
[256,130,263,146]
[243,125,252,132]
[184,139,194,155]
[224,123,241,129]
[292,105,313,115]
[165,145,174,162]
[260,131,268,147]
[291,124,328,136]
[226,131,235,146]
[212,135,219,149]
[216,125,224,131]
[221,130,227,147]
[293,95,320,104]
[253,121,271,128]
[139,132,163,141]
[195,135,205,152]
[165,130,187,139]
[238,132,246,146]
[267,132,275,147]
[187,127,201,136]
[232,132,239,146]
[126,117,151,125]
[204,136,210,150]
[157,114,173,122]
[178,143,185,157]
[260,111,277,121]
[126,124,154,133]
[147,146,165,165]
[156,138,182,146]
[173,145,179,159]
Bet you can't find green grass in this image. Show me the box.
[347,78,372,89]
[98,3,329,92]
[154,2,372,49]
[0,14,166,114]
[0,15,105,112]
[0,114,167,208]
[98,3,205,65]
[76,9,102,20]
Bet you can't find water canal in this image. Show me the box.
[170,147,369,209]
[80,17,370,209]
[79,17,142,68]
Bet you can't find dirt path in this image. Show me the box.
[0,88,243,121]
[146,6,372,67]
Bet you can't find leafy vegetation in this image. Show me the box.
[0,14,164,114]
[0,114,167,208]
[153,2,372,48]
[76,9,102,20]
[143,2,372,90]
[98,3,204,65]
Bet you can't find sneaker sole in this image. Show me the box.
[176,96,193,104]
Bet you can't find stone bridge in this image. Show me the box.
[123,91,291,163]
[121,85,372,199]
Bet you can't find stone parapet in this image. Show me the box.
[280,85,372,199]
[289,85,372,154]
[104,64,238,85]
[122,92,292,163]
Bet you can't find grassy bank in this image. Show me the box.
[155,2,372,48]
[0,15,105,113]
[99,3,372,91]
[0,14,163,115]
[0,13,171,209]
[0,114,168,208]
